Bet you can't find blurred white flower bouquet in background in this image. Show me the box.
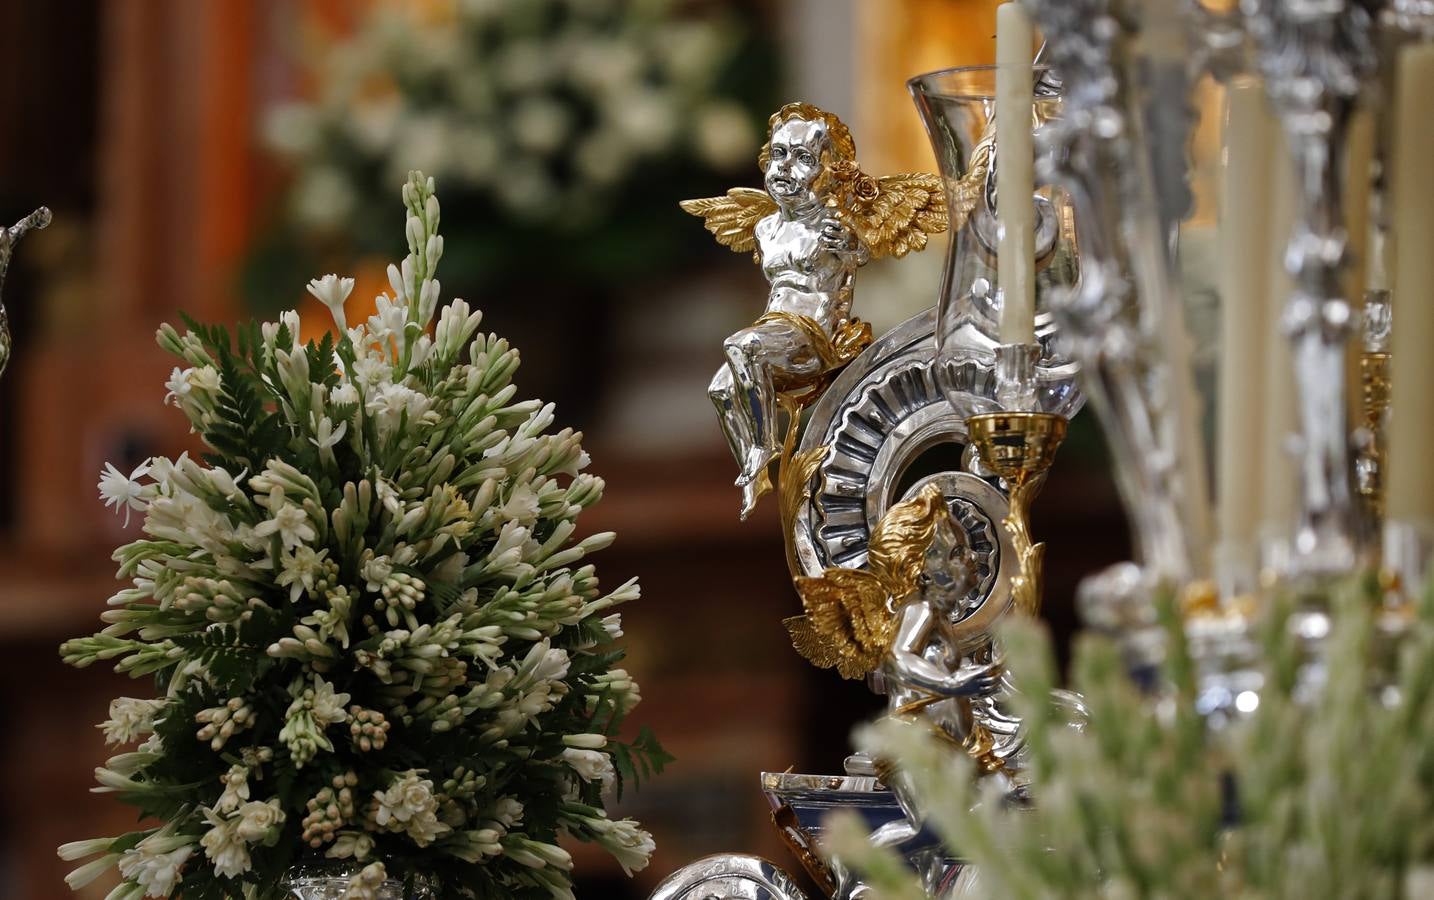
[248,0,775,308]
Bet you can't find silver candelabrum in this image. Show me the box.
[656,1,1434,896]
[1018,0,1434,728]
[1015,0,1423,587]
[1242,0,1379,576]
[1018,0,1211,589]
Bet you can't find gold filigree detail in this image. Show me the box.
[951,127,995,230]
[966,412,1068,617]
[844,171,948,260]
[1180,579,1221,618]
[779,442,828,580]
[884,694,1012,777]
[755,316,872,531]
[770,803,836,895]
[1359,351,1391,523]
[755,311,873,378]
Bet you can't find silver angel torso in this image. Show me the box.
[756,208,865,330]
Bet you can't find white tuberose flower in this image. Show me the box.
[163,367,192,406]
[199,807,250,879]
[562,748,616,790]
[234,799,286,843]
[117,823,194,898]
[599,818,655,876]
[252,487,316,550]
[216,764,250,814]
[367,294,408,344]
[98,461,152,527]
[101,697,166,745]
[372,771,450,847]
[276,545,329,603]
[365,383,431,437]
[307,273,355,331]
[310,415,348,451]
[310,676,351,728]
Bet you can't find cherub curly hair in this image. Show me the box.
[866,483,952,596]
[758,102,861,198]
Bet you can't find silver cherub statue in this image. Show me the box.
[783,484,1012,897]
[785,483,1011,757]
[881,486,1016,791]
[682,103,950,519]
[0,207,52,379]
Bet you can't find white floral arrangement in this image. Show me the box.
[58,173,668,900]
[826,577,1434,899]
[266,0,759,230]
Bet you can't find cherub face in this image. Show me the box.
[764,118,827,204]
[919,512,979,613]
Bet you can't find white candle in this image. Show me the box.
[1215,77,1276,578]
[1386,44,1434,527]
[1344,111,1375,434]
[996,1,1036,345]
[1259,124,1299,552]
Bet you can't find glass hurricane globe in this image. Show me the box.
[909,64,1080,416]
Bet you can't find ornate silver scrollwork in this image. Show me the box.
[791,307,1080,580]
[1020,0,1211,584]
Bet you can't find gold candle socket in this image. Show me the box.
[966,411,1069,616]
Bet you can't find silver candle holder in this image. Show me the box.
[1242,0,1381,578]
[1019,0,1210,587]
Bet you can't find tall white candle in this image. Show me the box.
[1215,77,1275,579]
[996,1,1036,345]
[1259,124,1299,553]
[1386,44,1434,527]
[1344,111,1375,436]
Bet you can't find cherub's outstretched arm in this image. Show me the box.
[887,598,1001,698]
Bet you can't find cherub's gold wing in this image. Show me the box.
[847,173,948,261]
[949,129,994,228]
[787,568,895,679]
[784,614,856,677]
[678,188,778,259]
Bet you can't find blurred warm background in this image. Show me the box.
[0,2,1133,897]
